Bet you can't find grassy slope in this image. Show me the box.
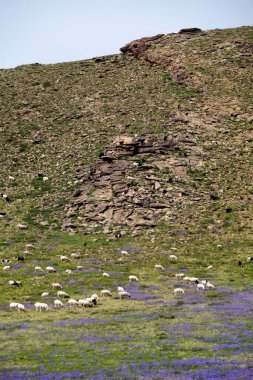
[0,26,253,379]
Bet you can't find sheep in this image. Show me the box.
[18,256,25,262]
[2,258,11,264]
[35,266,44,272]
[155,264,164,270]
[247,256,253,262]
[79,299,93,307]
[9,175,15,180]
[59,255,70,262]
[52,283,63,289]
[117,286,125,293]
[196,283,205,291]
[129,275,139,282]
[169,255,178,261]
[57,291,69,298]
[65,269,72,274]
[100,289,112,297]
[16,303,26,312]
[17,223,28,230]
[2,194,11,202]
[10,302,19,310]
[189,277,199,283]
[217,244,222,249]
[175,273,185,278]
[68,299,79,307]
[90,294,99,305]
[183,276,191,282]
[207,265,213,270]
[173,288,185,296]
[3,266,11,270]
[118,291,131,299]
[238,261,244,268]
[54,299,64,308]
[206,282,215,290]
[46,266,56,273]
[103,272,110,278]
[34,302,49,311]
[121,250,129,255]
[41,292,49,297]
[9,280,22,286]
[26,243,34,248]
[71,253,80,259]
[76,265,83,270]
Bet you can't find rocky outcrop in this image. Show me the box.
[63,134,205,233]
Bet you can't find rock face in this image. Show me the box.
[63,134,205,232]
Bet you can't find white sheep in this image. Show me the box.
[9,175,15,180]
[197,283,205,291]
[173,288,185,296]
[54,299,64,308]
[247,256,253,262]
[17,223,28,230]
[10,302,18,310]
[121,250,129,255]
[117,286,125,293]
[3,266,11,270]
[43,176,49,182]
[103,272,110,278]
[100,289,112,297]
[46,266,56,273]
[217,244,222,249]
[79,299,93,307]
[189,277,199,283]
[169,254,178,261]
[65,269,72,274]
[129,275,139,282]
[76,265,83,270]
[57,291,69,298]
[118,291,131,299]
[35,266,44,272]
[34,302,49,311]
[68,299,79,307]
[207,265,213,270]
[16,303,26,311]
[71,253,80,259]
[206,282,215,290]
[59,255,70,262]
[26,243,34,249]
[41,292,49,297]
[155,264,164,270]
[175,273,185,278]
[52,283,62,289]
[183,277,191,282]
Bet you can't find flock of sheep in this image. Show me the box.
[3,243,252,313]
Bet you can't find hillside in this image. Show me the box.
[0,26,253,379]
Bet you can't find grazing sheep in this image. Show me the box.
[46,266,56,273]
[118,291,131,299]
[238,261,244,268]
[100,289,112,297]
[43,176,49,182]
[17,223,28,230]
[9,176,15,180]
[26,243,34,249]
[9,280,22,286]
[117,286,125,293]
[52,283,63,289]
[206,282,215,290]
[183,276,191,282]
[90,294,99,305]
[71,253,80,259]
[121,250,129,255]
[2,259,11,264]
[173,288,185,296]
[79,299,93,307]
[18,256,25,262]
[34,302,49,311]
[247,256,253,262]
[65,269,72,274]
[76,265,83,270]
[217,244,222,249]
[54,299,64,308]
[103,272,110,278]
[16,303,26,312]
[169,255,178,261]
[9,302,18,310]
[129,275,139,282]
[41,292,49,297]
[3,266,11,271]
[155,264,164,270]
[189,277,199,283]
[2,194,11,202]
[68,299,79,307]
[35,266,44,272]
[197,283,205,291]
[207,265,213,270]
[57,291,69,298]
[59,255,70,262]
[175,273,185,278]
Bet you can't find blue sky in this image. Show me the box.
[0,0,252,69]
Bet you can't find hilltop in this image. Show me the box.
[0,26,253,240]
